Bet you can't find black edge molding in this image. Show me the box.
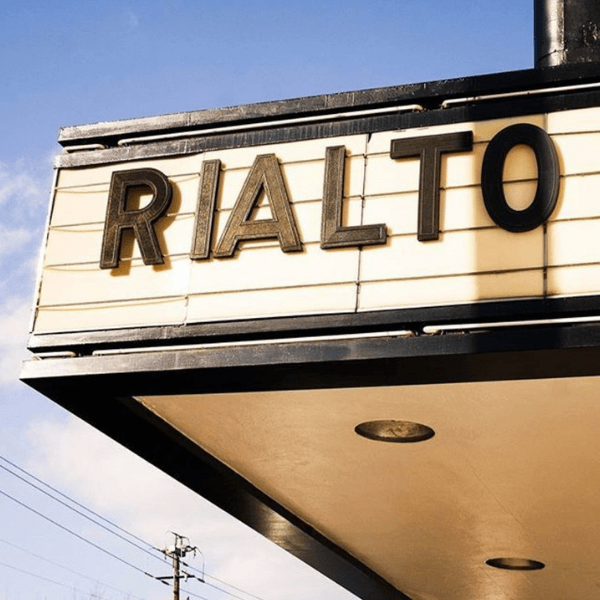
[59,62,600,146]
[28,295,600,354]
[22,323,600,393]
[56,87,600,168]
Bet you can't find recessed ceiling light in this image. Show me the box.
[354,420,435,443]
[485,557,546,571]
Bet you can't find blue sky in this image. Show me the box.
[0,2,533,599]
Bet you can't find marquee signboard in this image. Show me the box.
[21,63,600,600]
[32,98,597,339]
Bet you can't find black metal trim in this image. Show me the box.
[535,0,600,67]
[28,294,600,354]
[58,62,600,148]
[56,86,600,168]
[21,323,600,391]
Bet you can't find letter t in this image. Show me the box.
[390,132,472,241]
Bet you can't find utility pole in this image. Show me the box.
[157,532,198,600]
[172,544,180,600]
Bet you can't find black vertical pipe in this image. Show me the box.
[535,0,600,67]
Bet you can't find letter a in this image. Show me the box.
[214,154,302,257]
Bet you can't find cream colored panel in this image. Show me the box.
[189,243,359,295]
[213,198,363,246]
[502,143,537,184]
[363,153,421,196]
[362,193,419,236]
[51,175,201,227]
[547,106,600,134]
[554,132,600,176]
[367,115,546,154]
[56,154,204,188]
[441,186,493,230]
[44,223,107,266]
[360,228,543,281]
[50,186,110,226]
[38,255,191,306]
[439,145,484,189]
[552,174,600,221]
[502,179,539,212]
[44,214,195,267]
[358,269,543,311]
[281,161,328,203]
[203,134,367,169]
[34,296,187,333]
[186,283,357,323]
[547,264,600,296]
[547,219,600,266]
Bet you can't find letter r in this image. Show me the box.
[100,168,172,269]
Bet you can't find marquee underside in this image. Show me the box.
[21,321,600,600]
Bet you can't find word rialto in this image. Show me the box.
[100,123,560,269]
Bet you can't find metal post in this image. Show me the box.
[535,0,600,67]
[160,532,198,600]
[173,550,180,600]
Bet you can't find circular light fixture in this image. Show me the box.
[354,420,435,443]
[485,557,546,571]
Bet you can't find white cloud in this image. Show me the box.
[126,10,140,30]
[0,225,34,259]
[0,160,50,387]
[0,297,34,387]
[26,416,358,600]
[0,161,46,210]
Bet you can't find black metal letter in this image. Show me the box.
[390,132,473,241]
[321,146,386,249]
[214,154,302,258]
[482,123,560,232]
[100,168,172,269]
[190,159,220,260]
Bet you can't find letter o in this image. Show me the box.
[481,124,560,232]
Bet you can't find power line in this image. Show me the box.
[0,557,81,594]
[183,563,262,600]
[181,558,267,600]
[179,586,213,600]
[0,460,162,563]
[0,488,159,582]
[203,572,267,600]
[0,454,270,600]
[0,474,262,600]
[0,536,147,600]
[0,453,156,550]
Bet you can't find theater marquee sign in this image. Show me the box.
[33,108,599,337]
[22,65,600,600]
